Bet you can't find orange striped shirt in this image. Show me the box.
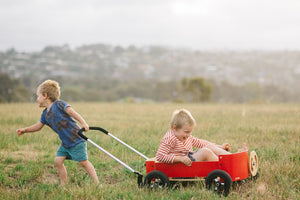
[156,129,212,163]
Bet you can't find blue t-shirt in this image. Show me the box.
[40,100,84,148]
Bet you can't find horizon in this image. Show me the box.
[2,42,300,53]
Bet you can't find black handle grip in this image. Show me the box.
[78,128,88,140]
[89,127,109,134]
[78,126,109,140]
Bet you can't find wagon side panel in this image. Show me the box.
[145,160,156,174]
[152,162,219,178]
[218,151,249,181]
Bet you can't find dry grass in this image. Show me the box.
[0,102,299,199]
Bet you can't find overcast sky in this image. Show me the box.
[1,0,300,52]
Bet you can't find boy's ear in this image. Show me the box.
[43,93,48,98]
[172,125,177,131]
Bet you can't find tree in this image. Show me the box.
[0,74,30,102]
[180,77,212,102]
[0,74,15,102]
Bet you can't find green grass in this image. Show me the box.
[0,102,299,199]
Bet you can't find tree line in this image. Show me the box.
[1,73,297,103]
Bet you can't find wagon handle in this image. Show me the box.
[79,127,108,137]
[78,126,149,160]
[78,127,144,187]
[78,127,109,140]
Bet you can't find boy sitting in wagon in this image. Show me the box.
[156,109,247,166]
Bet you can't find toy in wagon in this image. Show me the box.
[78,126,259,197]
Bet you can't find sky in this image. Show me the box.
[1,0,300,52]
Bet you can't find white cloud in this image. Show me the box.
[0,0,300,51]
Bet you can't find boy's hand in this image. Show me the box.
[16,128,25,136]
[222,143,230,151]
[174,156,192,166]
[82,124,89,132]
[180,156,192,166]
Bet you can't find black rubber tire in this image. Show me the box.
[205,170,232,196]
[144,170,170,189]
[251,172,260,181]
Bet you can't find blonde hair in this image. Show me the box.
[37,80,61,102]
[170,109,196,129]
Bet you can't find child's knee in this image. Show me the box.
[202,147,214,156]
[54,157,64,167]
[79,160,89,167]
[205,144,216,150]
[194,147,215,161]
[203,148,218,161]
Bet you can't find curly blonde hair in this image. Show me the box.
[170,109,196,129]
[37,80,61,102]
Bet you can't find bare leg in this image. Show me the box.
[192,148,219,161]
[54,156,67,185]
[206,144,231,156]
[79,160,99,184]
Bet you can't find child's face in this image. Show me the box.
[172,124,194,142]
[36,91,47,107]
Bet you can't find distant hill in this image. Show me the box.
[1,44,300,102]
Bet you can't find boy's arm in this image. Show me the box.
[65,107,89,131]
[192,136,213,148]
[174,155,192,166]
[156,146,192,166]
[156,140,191,166]
[217,143,230,151]
[193,136,230,151]
[16,121,44,136]
[156,141,175,163]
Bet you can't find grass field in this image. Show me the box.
[0,102,299,199]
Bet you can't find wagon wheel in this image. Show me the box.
[249,151,259,177]
[144,171,170,189]
[205,170,232,197]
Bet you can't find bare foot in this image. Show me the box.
[238,143,248,152]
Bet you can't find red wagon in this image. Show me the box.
[79,127,259,196]
[145,150,259,196]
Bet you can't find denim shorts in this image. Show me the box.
[56,142,88,162]
[187,150,199,162]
